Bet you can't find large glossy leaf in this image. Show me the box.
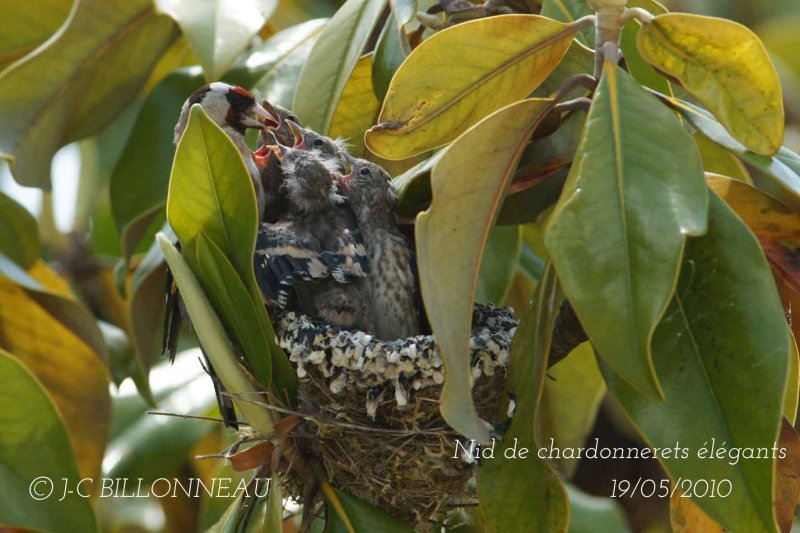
[251,19,327,109]
[416,98,554,442]
[541,342,605,478]
[545,63,708,400]
[604,193,789,532]
[0,350,96,533]
[154,0,277,81]
[269,0,339,30]
[324,484,412,532]
[293,0,388,134]
[157,234,275,436]
[0,191,39,268]
[671,99,800,212]
[619,1,670,94]
[637,13,784,155]
[477,264,569,533]
[0,0,72,72]
[366,15,578,159]
[0,268,110,484]
[111,68,205,259]
[329,55,380,158]
[0,0,178,188]
[104,350,217,481]
[692,132,751,183]
[167,105,258,296]
[475,225,522,306]
[166,105,293,389]
[195,232,276,390]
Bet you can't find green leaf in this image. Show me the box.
[692,131,751,184]
[111,67,205,259]
[372,11,408,103]
[293,0,389,134]
[366,15,577,159]
[0,350,96,533]
[325,485,413,532]
[0,262,111,483]
[157,234,275,436]
[103,351,217,480]
[603,192,789,532]
[0,0,72,71]
[476,225,522,306]
[670,99,800,211]
[637,13,784,155]
[620,14,670,94]
[251,19,327,109]
[167,104,258,291]
[393,150,445,218]
[155,0,277,81]
[195,232,273,386]
[540,0,594,47]
[391,0,417,28]
[128,236,171,398]
[264,476,283,533]
[533,40,593,99]
[416,98,553,442]
[269,0,339,30]
[545,63,708,400]
[329,54,380,157]
[477,264,568,533]
[541,342,605,478]
[567,484,631,533]
[0,191,39,268]
[166,105,293,390]
[0,0,178,188]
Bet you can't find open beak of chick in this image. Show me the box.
[332,159,354,188]
[253,131,284,168]
[286,119,306,150]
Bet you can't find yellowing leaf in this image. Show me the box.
[416,98,554,442]
[540,342,605,478]
[0,273,110,484]
[546,63,708,400]
[0,0,178,188]
[329,54,380,157]
[706,174,800,295]
[0,351,97,532]
[155,0,277,81]
[637,13,784,156]
[366,15,577,160]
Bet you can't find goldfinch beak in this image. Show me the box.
[286,119,305,149]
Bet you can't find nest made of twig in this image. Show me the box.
[274,303,517,525]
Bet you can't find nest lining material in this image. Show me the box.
[274,303,518,525]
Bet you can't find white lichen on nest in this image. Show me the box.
[276,303,518,417]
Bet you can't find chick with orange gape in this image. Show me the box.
[165,82,423,419]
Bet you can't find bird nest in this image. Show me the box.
[274,303,517,525]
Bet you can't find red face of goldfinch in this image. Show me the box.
[174,82,278,143]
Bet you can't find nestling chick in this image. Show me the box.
[285,119,351,172]
[254,146,373,332]
[337,159,420,340]
[254,103,300,222]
